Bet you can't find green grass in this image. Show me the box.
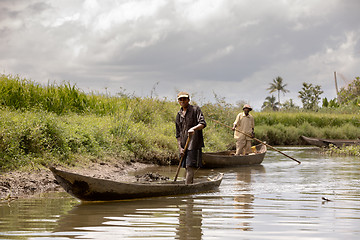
[325,144,360,157]
[0,74,127,115]
[202,107,360,146]
[253,112,360,128]
[0,106,179,171]
[0,73,359,171]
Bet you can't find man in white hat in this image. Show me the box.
[232,104,254,155]
[175,91,206,184]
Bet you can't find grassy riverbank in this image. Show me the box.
[1,74,359,171]
[0,102,179,171]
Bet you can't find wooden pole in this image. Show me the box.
[174,135,192,182]
[334,71,340,103]
[210,118,301,164]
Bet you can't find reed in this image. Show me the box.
[253,112,359,128]
[0,74,126,115]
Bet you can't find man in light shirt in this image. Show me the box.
[232,104,254,155]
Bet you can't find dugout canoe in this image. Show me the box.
[202,144,267,168]
[300,136,360,148]
[50,167,223,201]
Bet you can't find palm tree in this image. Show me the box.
[267,76,289,105]
[262,95,280,111]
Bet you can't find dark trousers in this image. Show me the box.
[181,149,203,168]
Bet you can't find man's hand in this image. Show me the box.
[179,147,185,157]
[188,128,195,135]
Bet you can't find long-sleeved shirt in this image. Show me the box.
[175,104,206,150]
[233,112,254,140]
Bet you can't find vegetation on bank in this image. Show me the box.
[0,108,178,171]
[0,74,359,171]
[0,74,181,171]
[203,105,360,146]
[325,144,360,157]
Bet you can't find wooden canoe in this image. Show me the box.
[202,144,267,168]
[300,136,360,148]
[50,167,223,201]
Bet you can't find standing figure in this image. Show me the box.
[232,104,254,155]
[175,92,206,184]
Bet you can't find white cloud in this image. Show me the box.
[51,13,80,27]
[201,45,235,63]
[91,0,166,31]
[175,0,224,24]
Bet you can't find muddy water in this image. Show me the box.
[1,147,360,239]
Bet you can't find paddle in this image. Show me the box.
[210,118,301,164]
[174,134,192,182]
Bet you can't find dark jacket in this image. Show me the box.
[175,104,206,150]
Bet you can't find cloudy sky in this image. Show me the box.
[1,0,359,110]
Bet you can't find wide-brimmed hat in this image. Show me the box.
[177,91,190,100]
[243,104,252,111]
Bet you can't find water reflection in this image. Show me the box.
[233,165,265,231]
[176,198,202,239]
[55,196,205,239]
[0,193,76,231]
[56,198,177,229]
[0,192,78,239]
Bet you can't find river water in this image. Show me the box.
[1,147,360,239]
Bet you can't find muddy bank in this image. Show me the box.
[0,161,155,201]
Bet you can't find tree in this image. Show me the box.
[262,95,280,111]
[338,76,360,105]
[298,82,323,110]
[322,97,339,108]
[267,76,289,105]
[282,99,299,111]
[322,97,329,108]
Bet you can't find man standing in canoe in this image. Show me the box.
[176,91,206,184]
[232,104,255,155]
